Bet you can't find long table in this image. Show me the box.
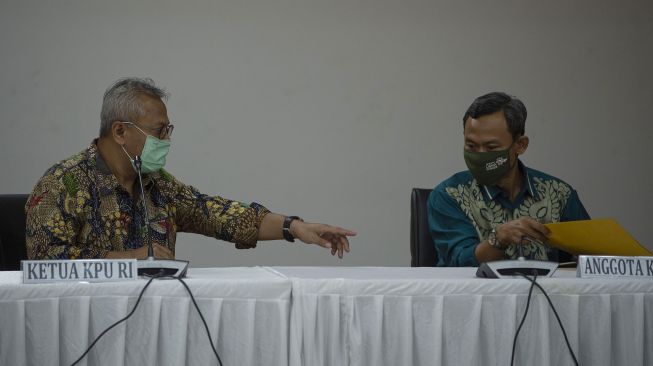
[1,267,652,366]
[0,267,291,366]
[273,267,653,366]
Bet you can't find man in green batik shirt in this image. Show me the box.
[428,92,590,266]
[26,77,356,260]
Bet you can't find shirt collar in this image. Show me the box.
[88,140,153,196]
[480,160,539,201]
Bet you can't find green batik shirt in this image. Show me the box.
[25,141,270,259]
[427,161,590,266]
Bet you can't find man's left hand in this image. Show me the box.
[290,221,356,258]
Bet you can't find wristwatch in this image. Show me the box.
[487,228,505,250]
[283,216,303,242]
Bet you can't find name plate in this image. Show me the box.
[22,259,138,284]
[577,255,653,278]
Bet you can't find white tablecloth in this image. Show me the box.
[2,266,653,366]
[0,267,291,366]
[272,267,653,366]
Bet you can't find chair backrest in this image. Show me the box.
[0,194,29,270]
[410,188,438,267]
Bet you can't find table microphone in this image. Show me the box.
[133,156,189,278]
[476,237,558,278]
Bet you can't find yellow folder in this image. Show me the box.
[544,218,652,256]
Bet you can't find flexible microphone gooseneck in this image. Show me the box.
[134,156,155,259]
[134,156,189,278]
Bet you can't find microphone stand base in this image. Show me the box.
[137,258,189,278]
[476,259,558,279]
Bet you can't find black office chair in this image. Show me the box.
[410,188,438,267]
[0,194,29,270]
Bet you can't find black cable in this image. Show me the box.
[69,273,224,366]
[520,274,580,366]
[510,273,537,366]
[176,277,224,366]
[70,276,156,366]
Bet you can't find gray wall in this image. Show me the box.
[1,0,651,267]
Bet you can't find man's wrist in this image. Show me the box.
[487,228,506,250]
[283,216,303,242]
[289,219,302,238]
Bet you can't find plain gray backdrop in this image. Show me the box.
[1,0,651,267]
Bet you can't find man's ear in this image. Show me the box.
[514,135,529,155]
[111,121,127,145]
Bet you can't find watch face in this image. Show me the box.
[488,231,498,247]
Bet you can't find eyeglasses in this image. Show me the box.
[123,121,174,140]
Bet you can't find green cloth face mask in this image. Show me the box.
[463,145,515,186]
[121,123,171,174]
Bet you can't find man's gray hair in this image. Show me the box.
[99,77,170,137]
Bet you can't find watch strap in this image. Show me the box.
[283,216,302,242]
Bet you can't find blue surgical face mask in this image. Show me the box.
[121,123,171,173]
